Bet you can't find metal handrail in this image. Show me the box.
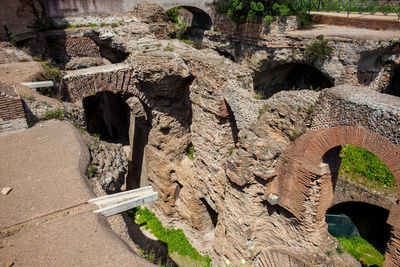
[293,0,400,19]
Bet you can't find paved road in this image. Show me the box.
[0,120,153,266]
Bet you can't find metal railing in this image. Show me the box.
[294,0,400,18]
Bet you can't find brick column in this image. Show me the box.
[385,201,400,267]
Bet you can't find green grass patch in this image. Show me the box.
[337,236,384,267]
[339,145,395,188]
[186,144,195,160]
[43,109,63,120]
[129,207,211,267]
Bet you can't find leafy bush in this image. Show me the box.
[263,15,273,24]
[166,7,180,24]
[305,35,333,62]
[272,3,291,16]
[130,207,211,266]
[337,237,384,267]
[248,1,265,22]
[35,62,64,98]
[339,145,395,187]
[223,0,306,24]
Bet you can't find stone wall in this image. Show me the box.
[0,0,39,40]
[312,85,400,146]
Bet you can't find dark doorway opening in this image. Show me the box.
[254,63,334,99]
[383,65,400,97]
[326,202,391,254]
[83,91,130,144]
[200,198,218,228]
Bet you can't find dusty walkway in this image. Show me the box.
[0,120,152,266]
[289,24,400,40]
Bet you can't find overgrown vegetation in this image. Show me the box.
[129,207,211,267]
[337,237,384,267]
[4,25,16,46]
[305,35,333,62]
[216,0,310,25]
[166,7,180,24]
[43,108,64,120]
[35,62,64,98]
[339,145,395,188]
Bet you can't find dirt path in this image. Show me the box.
[289,24,400,40]
[0,120,152,266]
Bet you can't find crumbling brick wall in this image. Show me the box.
[0,86,27,133]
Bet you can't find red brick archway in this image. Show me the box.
[266,126,400,266]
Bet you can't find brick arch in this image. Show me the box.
[266,126,400,266]
[62,66,152,107]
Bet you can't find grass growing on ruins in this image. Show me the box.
[129,206,211,267]
[339,145,395,188]
[337,236,384,267]
[186,144,195,160]
[35,62,64,98]
[306,35,333,62]
[43,109,64,120]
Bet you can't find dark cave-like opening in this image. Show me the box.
[383,65,400,97]
[200,198,219,228]
[216,50,236,62]
[168,6,213,30]
[254,63,334,99]
[326,201,391,254]
[82,91,130,144]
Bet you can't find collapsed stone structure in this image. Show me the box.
[2,1,400,266]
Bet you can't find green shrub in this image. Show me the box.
[337,237,384,267]
[88,165,96,174]
[130,207,211,267]
[223,0,300,24]
[166,7,180,24]
[186,144,194,160]
[305,35,333,62]
[43,109,64,120]
[4,25,16,46]
[290,129,303,140]
[35,62,64,98]
[247,1,265,22]
[272,3,291,16]
[263,15,273,25]
[339,145,395,187]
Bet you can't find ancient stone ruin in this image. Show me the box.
[1,0,400,266]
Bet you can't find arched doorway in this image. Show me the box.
[166,6,213,30]
[82,91,131,144]
[266,126,400,266]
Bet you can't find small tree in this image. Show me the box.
[305,35,334,62]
